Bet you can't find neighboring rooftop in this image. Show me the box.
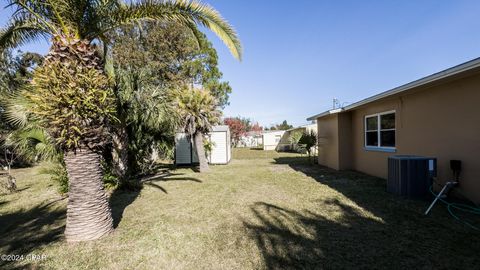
[307,57,480,121]
[285,123,317,132]
[212,125,230,132]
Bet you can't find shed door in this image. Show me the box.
[175,133,192,164]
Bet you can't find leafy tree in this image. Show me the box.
[298,130,317,163]
[239,117,252,132]
[266,120,293,131]
[176,88,220,172]
[0,50,15,93]
[224,117,263,146]
[277,120,293,130]
[113,69,179,179]
[111,22,232,107]
[0,0,241,242]
[1,51,49,164]
[223,117,247,146]
[0,50,42,123]
[251,122,263,132]
[110,21,233,179]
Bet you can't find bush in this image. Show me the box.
[40,162,69,194]
[298,130,317,163]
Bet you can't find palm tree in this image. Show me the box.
[176,87,220,172]
[0,0,241,242]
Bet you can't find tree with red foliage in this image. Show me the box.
[224,117,247,146]
[251,122,263,132]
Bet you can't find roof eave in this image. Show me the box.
[306,108,343,121]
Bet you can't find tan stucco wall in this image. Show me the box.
[317,114,339,169]
[350,98,401,178]
[337,113,353,170]
[317,72,480,203]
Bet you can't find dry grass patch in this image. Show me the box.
[1,148,479,269]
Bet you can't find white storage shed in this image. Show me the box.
[262,130,285,150]
[175,125,231,165]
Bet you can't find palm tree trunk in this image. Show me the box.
[194,132,209,172]
[64,149,114,242]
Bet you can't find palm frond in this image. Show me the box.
[175,87,220,135]
[2,90,31,128]
[0,17,49,50]
[105,0,242,60]
[5,126,59,161]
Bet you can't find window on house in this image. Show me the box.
[275,135,281,143]
[365,111,395,149]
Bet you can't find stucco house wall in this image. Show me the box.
[317,114,340,169]
[314,66,480,204]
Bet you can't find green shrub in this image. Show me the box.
[101,160,119,191]
[40,162,69,194]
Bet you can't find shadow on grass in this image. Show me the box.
[110,188,142,228]
[0,198,66,270]
[142,171,202,184]
[241,156,480,269]
[110,171,201,228]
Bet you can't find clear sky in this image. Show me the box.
[2,1,480,127]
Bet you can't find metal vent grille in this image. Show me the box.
[387,155,437,199]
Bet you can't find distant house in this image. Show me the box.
[262,130,285,150]
[307,58,480,204]
[276,123,317,152]
[175,125,232,165]
[238,131,263,148]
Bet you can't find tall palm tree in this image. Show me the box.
[176,87,220,172]
[0,0,241,242]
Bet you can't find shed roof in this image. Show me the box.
[211,125,229,132]
[307,57,480,121]
[262,130,286,135]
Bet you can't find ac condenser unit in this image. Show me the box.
[387,155,437,199]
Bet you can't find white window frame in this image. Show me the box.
[364,110,396,151]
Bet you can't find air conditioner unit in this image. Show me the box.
[387,155,437,199]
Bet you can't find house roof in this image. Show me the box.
[286,123,317,132]
[211,125,229,132]
[307,57,480,121]
[245,131,262,136]
[262,130,286,135]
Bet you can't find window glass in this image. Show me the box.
[381,113,395,129]
[365,112,396,148]
[366,116,378,131]
[366,131,378,146]
[380,130,395,147]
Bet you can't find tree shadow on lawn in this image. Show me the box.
[0,197,66,270]
[110,170,201,228]
[241,156,480,269]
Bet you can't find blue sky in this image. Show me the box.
[2,1,480,127]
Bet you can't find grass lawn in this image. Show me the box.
[1,148,479,269]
